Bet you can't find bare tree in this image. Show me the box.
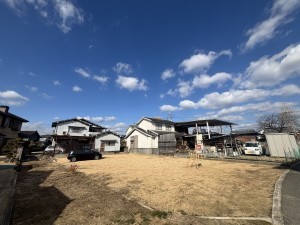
[257,105,299,133]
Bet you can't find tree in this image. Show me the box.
[257,105,299,133]
[2,138,25,160]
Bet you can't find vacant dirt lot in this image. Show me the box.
[12,154,284,224]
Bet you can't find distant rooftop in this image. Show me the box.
[175,119,236,128]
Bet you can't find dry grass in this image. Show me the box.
[12,154,284,225]
[57,154,283,217]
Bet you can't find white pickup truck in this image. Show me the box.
[243,141,263,156]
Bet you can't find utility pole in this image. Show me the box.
[167,112,173,121]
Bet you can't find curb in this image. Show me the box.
[290,160,300,170]
[1,172,17,225]
[272,169,289,225]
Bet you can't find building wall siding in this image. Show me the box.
[95,133,120,152]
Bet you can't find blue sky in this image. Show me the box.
[0,0,300,134]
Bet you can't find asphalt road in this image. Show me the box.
[0,164,16,225]
[281,163,300,225]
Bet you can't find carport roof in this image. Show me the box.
[175,119,236,128]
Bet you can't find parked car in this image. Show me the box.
[44,145,64,154]
[67,149,102,162]
[243,142,263,155]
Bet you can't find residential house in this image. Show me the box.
[125,117,178,154]
[19,130,40,142]
[231,129,260,143]
[51,118,120,153]
[95,131,120,152]
[0,106,28,150]
[126,117,239,156]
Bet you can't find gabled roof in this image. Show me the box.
[19,130,40,137]
[0,111,28,122]
[95,131,120,138]
[125,126,156,139]
[136,117,174,126]
[51,118,105,129]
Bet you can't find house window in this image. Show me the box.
[155,123,162,130]
[166,125,172,131]
[69,126,84,133]
[102,141,116,146]
[9,120,21,131]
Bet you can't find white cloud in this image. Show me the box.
[0,90,29,106]
[79,116,117,123]
[113,62,133,75]
[28,72,36,76]
[177,80,193,98]
[217,101,294,116]
[116,75,148,91]
[167,89,177,97]
[54,0,84,33]
[72,85,82,92]
[219,115,244,122]
[25,85,38,92]
[93,75,109,85]
[90,116,117,123]
[2,0,84,33]
[159,94,165,99]
[192,72,232,88]
[160,82,300,112]
[179,100,198,109]
[105,122,127,133]
[161,69,176,80]
[41,93,52,99]
[74,67,90,78]
[170,72,232,98]
[241,43,300,88]
[159,105,180,112]
[180,50,232,74]
[22,121,52,134]
[2,0,25,16]
[274,84,300,96]
[53,80,61,86]
[74,68,109,85]
[191,89,270,109]
[242,0,300,51]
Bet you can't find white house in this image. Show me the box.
[51,118,120,153]
[95,131,120,152]
[125,117,177,154]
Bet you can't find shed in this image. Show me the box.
[265,133,298,157]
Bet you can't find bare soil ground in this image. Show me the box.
[11,154,284,225]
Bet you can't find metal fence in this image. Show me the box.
[284,147,300,164]
[158,134,176,154]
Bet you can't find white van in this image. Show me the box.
[243,142,263,156]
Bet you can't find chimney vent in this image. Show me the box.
[0,106,9,113]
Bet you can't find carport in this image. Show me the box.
[174,119,237,156]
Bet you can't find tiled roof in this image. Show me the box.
[51,118,105,129]
[0,111,28,122]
